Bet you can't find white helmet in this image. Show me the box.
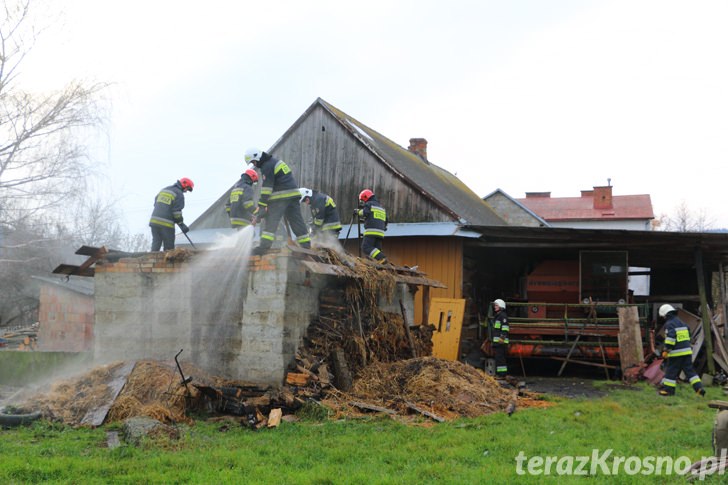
[659,304,676,318]
[493,299,506,309]
[244,147,263,165]
[299,188,312,203]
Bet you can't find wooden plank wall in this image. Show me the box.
[343,237,463,324]
[274,105,453,224]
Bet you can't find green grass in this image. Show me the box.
[0,382,723,484]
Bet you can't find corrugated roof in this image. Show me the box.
[517,193,654,221]
[315,99,505,226]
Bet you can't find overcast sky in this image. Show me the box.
[22,0,728,235]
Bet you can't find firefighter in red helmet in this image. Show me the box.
[355,189,388,263]
[149,178,194,251]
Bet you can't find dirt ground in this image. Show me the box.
[521,377,608,399]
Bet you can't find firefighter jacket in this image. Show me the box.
[310,191,342,233]
[357,195,387,238]
[149,182,185,229]
[663,313,692,358]
[226,174,256,227]
[257,154,300,209]
[492,309,509,345]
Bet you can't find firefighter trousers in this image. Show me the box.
[361,235,386,261]
[493,343,508,377]
[660,354,702,395]
[150,225,175,251]
[259,198,311,250]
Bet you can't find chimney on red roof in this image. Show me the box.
[408,138,428,161]
[593,185,613,210]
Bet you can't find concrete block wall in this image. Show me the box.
[94,254,191,362]
[37,285,94,352]
[236,252,327,383]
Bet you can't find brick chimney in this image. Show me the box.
[593,185,613,210]
[408,138,428,161]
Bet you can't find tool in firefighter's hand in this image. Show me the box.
[174,349,193,396]
[343,211,357,242]
[178,222,190,234]
[182,231,196,249]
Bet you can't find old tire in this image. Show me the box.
[0,410,41,427]
[713,410,728,455]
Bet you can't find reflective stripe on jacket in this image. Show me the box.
[228,175,256,227]
[310,191,342,232]
[258,155,299,208]
[664,313,692,357]
[150,182,184,228]
[492,309,509,345]
[357,195,387,238]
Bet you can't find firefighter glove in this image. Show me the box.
[179,223,189,234]
[661,350,669,359]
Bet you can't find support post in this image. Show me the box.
[720,262,728,342]
[695,247,715,375]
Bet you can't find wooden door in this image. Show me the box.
[429,298,465,361]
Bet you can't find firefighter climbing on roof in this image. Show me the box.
[657,304,705,397]
[226,167,259,229]
[355,189,387,263]
[149,178,194,251]
[244,148,311,253]
[299,188,342,240]
[491,299,510,379]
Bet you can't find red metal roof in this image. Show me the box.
[517,192,654,221]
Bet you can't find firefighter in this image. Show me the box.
[491,299,510,378]
[149,178,194,251]
[658,304,705,396]
[226,168,259,229]
[355,189,387,263]
[299,188,342,239]
[244,148,311,253]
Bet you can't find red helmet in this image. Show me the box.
[179,177,194,192]
[244,169,258,183]
[359,189,374,202]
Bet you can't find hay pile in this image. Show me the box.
[25,360,215,426]
[33,362,124,425]
[328,356,551,420]
[106,361,193,424]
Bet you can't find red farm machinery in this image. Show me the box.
[485,250,649,375]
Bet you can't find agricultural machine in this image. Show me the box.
[485,250,650,373]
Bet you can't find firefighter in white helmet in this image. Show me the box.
[491,299,509,378]
[657,304,705,397]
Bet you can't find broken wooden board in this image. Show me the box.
[349,401,397,415]
[80,361,136,427]
[617,306,644,372]
[404,401,445,422]
[267,408,282,428]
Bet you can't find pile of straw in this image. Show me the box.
[340,356,551,419]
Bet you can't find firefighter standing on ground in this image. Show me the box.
[226,167,259,229]
[149,178,194,251]
[299,188,342,239]
[658,304,705,397]
[355,189,388,263]
[491,299,510,378]
[244,148,311,252]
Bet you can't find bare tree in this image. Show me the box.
[657,200,715,232]
[0,0,109,227]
